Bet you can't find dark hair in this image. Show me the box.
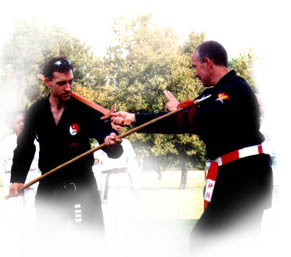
[11,110,26,132]
[43,56,73,79]
[196,41,228,67]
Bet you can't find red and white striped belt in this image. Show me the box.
[204,144,264,210]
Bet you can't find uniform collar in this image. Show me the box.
[215,70,236,89]
[45,94,74,106]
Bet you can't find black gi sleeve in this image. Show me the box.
[135,110,193,134]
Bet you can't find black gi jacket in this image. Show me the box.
[135,70,264,160]
[10,96,122,193]
[135,71,273,238]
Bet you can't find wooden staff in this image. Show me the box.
[5,95,210,199]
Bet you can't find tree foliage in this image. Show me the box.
[0,19,104,107]
[228,51,256,91]
[98,15,208,175]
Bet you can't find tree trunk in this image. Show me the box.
[179,159,187,189]
[137,152,145,172]
[155,160,162,181]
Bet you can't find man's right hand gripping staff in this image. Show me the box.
[9,182,24,197]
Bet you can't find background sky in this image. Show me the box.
[1,0,288,58]
[1,0,291,254]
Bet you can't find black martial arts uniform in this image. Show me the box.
[134,71,273,251]
[10,96,122,239]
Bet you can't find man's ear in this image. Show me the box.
[204,57,212,64]
[204,57,214,68]
[44,77,51,88]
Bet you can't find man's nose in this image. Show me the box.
[195,70,200,79]
[65,82,72,90]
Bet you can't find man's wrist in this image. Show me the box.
[129,113,136,123]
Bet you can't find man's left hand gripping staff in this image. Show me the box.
[104,132,122,149]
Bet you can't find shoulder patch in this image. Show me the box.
[216,92,230,103]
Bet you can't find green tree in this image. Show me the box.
[100,15,207,187]
[0,18,105,107]
[228,50,256,91]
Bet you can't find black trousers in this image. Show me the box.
[190,154,273,255]
[35,174,104,245]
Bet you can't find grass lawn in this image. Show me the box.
[106,169,206,241]
[102,170,205,257]
[131,169,205,220]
